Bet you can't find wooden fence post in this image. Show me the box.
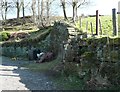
[86,21,88,34]
[90,22,93,36]
[118,1,120,36]
[96,10,99,36]
[79,17,82,28]
[112,8,118,36]
[99,19,102,35]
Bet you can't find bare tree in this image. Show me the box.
[21,0,25,23]
[16,0,21,19]
[38,0,40,26]
[71,0,90,22]
[72,0,77,22]
[4,0,8,20]
[37,0,56,27]
[46,0,56,25]
[31,0,36,23]
[11,0,21,19]
[46,0,50,24]
[60,0,67,20]
[1,0,9,21]
[1,0,5,21]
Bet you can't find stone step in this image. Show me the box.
[69,36,75,39]
[69,34,77,36]
[69,32,77,35]
[67,27,75,30]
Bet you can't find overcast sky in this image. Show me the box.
[1,0,120,19]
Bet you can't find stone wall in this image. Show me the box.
[63,36,120,63]
[1,46,28,58]
[0,28,51,59]
[49,22,69,57]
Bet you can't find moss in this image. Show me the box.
[1,32,10,41]
[1,29,50,47]
[110,51,119,62]
[98,37,107,45]
[113,38,120,45]
[81,52,96,62]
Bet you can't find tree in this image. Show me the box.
[60,0,67,20]
[1,0,6,21]
[1,0,9,21]
[38,0,40,26]
[4,0,8,20]
[11,0,21,19]
[46,0,56,25]
[31,0,36,23]
[21,0,25,23]
[37,0,55,27]
[16,0,20,19]
[40,0,44,27]
[72,0,77,22]
[46,0,50,24]
[72,0,89,22]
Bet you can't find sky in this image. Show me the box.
[0,0,120,19]
[65,0,120,16]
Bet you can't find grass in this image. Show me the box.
[52,75,85,90]
[75,15,114,36]
[1,28,51,47]
[22,56,60,72]
[51,62,86,90]
[0,22,38,34]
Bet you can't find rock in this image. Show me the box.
[10,32,30,40]
[38,52,53,63]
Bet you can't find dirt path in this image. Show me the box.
[0,56,57,90]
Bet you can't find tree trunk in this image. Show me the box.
[32,0,36,23]
[46,0,50,25]
[41,0,44,27]
[72,0,78,22]
[75,2,77,20]
[4,1,7,20]
[38,0,40,26]
[61,0,67,20]
[16,0,20,19]
[22,0,25,23]
[1,0,5,22]
[72,2,75,22]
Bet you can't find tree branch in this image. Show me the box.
[77,0,87,8]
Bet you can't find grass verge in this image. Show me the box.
[22,57,60,72]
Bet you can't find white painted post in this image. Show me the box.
[118,1,120,36]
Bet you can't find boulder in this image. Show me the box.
[37,52,53,63]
